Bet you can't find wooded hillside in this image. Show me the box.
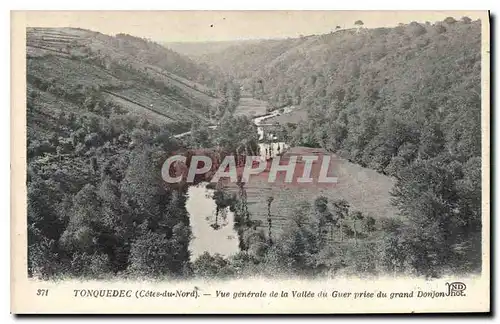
[189,17,483,277]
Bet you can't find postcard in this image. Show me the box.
[11,10,490,314]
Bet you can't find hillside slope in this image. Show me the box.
[26,17,484,279]
[26,27,226,278]
[190,17,484,276]
[27,27,222,134]
[195,18,481,168]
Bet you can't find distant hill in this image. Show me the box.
[192,37,307,80]
[163,39,263,59]
[193,18,482,172]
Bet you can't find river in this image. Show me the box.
[184,106,293,260]
[186,183,239,260]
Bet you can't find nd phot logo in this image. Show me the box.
[445,282,467,297]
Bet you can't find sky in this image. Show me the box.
[20,10,486,43]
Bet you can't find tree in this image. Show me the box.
[120,149,162,218]
[407,22,427,37]
[28,177,65,243]
[444,17,457,24]
[390,159,465,277]
[267,196,275,245]
[276,202,320,274]
[27,176,66,277]
[236,177,250,225]
[189,121,212,149]
[313,196,333,246]
[59,184,101,255]
[350,211,364,245]
[380,218,410,274]
[331,199,349,242]
[192,252,233,278]
[212,184,233,230]
[460,16,472,24]
[215,115,258,156]
[354,20,364,27]
[128,231,179,276]
[362,215,376,233]
[419,122,445,159]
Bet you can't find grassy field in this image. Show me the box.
[27,55,209,125]
[102,92,176,124]
[27,55,125,87]
[27,27,217,128]
[223,147,398,236]
[234,97,269,117]
[230,102,398,238]
[265,108,308,124]
[110,88,210,123]
[144,64,218,106]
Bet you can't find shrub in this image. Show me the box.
[128,231,182,277]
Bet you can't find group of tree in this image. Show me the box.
[192,17,483,277]
[211,79,241,120]
[26,28,232,279]
[27,45,259,279]
[191,195,386,278]
[27,18,483,279]
[28,78,198,278]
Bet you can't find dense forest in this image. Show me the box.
[187,17,483,277]
[28,17,483,280]
[26,28,247,278]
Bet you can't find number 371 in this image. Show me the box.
[36,289,49,296]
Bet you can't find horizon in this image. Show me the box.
[21,10,484,43]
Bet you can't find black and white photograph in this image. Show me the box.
[11,10,490,314]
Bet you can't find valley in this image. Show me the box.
[27,15,483,280]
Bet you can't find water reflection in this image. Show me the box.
[185,107,293,260]
[185,183,239,260]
